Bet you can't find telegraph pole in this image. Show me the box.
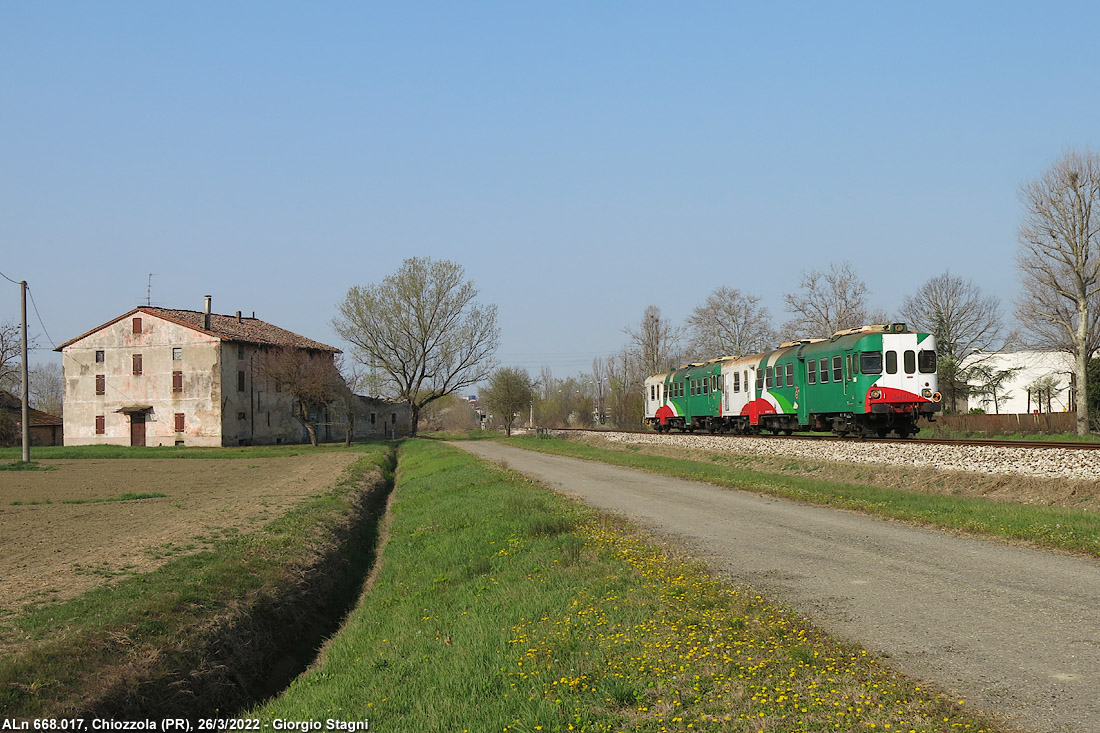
[20,280,30,462]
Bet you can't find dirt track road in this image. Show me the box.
[454,441,1100,733]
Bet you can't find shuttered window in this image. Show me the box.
[96,374,105,395]
[174,413,185,432]
[95,415,105,434]
[132,317,142,334]
[238,370,246,392]
[172,370,183,393]
[133,354,143,376]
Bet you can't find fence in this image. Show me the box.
[928,412,1076,436]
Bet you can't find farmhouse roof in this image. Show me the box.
[0,391,64,427]
[55,306,340,353]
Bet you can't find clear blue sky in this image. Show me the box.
[3,2,1098,384]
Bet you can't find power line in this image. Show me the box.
[0,269,20,286]
[26,286,57,349]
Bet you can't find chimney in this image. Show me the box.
[204,295,212,330]
[236,310,242,323]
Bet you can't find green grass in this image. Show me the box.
[0,442,395,718]
[12,492,167,506]
[501,436,1100,558]
[253,440,997,732]
[0,460,55,471]
[0,442,369,461]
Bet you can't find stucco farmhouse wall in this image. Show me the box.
[61,312,224,446]
[58,303,343,447]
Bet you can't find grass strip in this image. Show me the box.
[254,439,997,732]
[0,443,350,461]
[0,461,55,471]
[504,435,1100,557]
[0,443,395,719]
[12,492,168,506]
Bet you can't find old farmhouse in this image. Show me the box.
[57,298,409,446]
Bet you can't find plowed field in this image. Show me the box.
[0,453,359,612]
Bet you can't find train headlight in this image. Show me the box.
[869,389,882,399]
[922,388,932,398]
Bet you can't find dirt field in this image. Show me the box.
[0,453,359,613]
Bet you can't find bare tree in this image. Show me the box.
[256,346,346,446]
[481,367,534,437]
[1016,148,1100,435]
[333,257,499,436]
[900,271,1003,413]
[0,321,26,393]
[625,305,679,377]
[29,362,63,417]
[782,262,872,339]
[685,287,775,360]
[591,356,608,424]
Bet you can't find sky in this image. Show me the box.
[3,2,1099,387]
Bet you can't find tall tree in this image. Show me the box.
[782,262,872,339]
[900,271,1003,413]
[333,257,499,436]
[1016,148,1100,436]
[481,367,534,437]
[625,305,679,377]
[685,287,775,360]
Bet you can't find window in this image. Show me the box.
[238,344,246,360]
[391,413,397,424]
[744,370,749,393]
[370,412,377,425]
[650,384,655,401]
[172,347,182,361]
[918,350,937,374]
[132,354,142,376]
[96,374,105,395]
[238,411,247,421]
[846,354,854,378]
[785,363,794,386]
[904,350,916,374]
[808,359,817,385]
[775,365,783,388]
[819,358,830,383]
[756,369,764,391]
[766,368,774,389]
[174,413,185,432]
[886,351,898,374]
[172,370,183,393]
[860,351,883,374]
[733,371,741,392]
[132,317,142,334]
[832,355,843,382]
[238,370,246,392]
[95,415,105,434]
[95,350,105,363]
[702,378,709,395]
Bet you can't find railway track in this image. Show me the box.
[555,427,1100,451]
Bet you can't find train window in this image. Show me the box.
[774,365,782,388]
[904,350,916,374]
[832,355,843,382]
[918,350,937,373]
[886,351,897,374]
[756,369,764,391]
[860,351,883,374]
[733,372,741,392]
[819,357,829,383]
[703,378,709,395]
[766,368,774,389]
[650,385,655,401]
[808,359,817,384]
[785,363,794,386]
[846,354,853,378]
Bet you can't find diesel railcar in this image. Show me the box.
[644,323,941,438]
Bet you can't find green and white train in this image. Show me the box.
[644,323,941,438]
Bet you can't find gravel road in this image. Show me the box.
[454,441,1100,733]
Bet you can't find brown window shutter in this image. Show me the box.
[174,413,185,432]
[133,354,143,376]
[132,317,142,334]
[173,370,183,393]
[96,374,105,395]
[95,415,105,434]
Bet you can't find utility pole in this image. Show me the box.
[20,280,30,462]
